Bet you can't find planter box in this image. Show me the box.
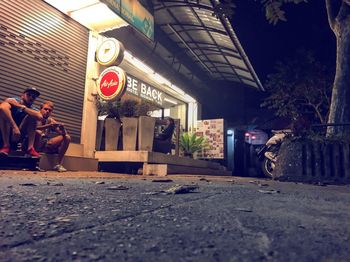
[104,118,121,151]
[138,116,156,151]
[95,119,104,151]
[122,117,138,150]
[274,139,350,184]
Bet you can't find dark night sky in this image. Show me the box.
[231,0,336,84]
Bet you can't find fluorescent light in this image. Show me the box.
[70,3,128,32]
[153,73,171,87]
[44,0,99,13]
[44,0,128,32]
[164,97,178,105]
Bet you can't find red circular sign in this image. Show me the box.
[98,66,126,101]
[100,71,119,97]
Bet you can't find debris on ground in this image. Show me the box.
[143,184,199,195]
[107,185,129,190]
[95,181,105,185]
[234,208,253,212]
[151,179,173,183]
[258,189,280,194]
[163,184,199,194]
[51,182,64,186]
[54,214,79,223]
[258,183,269,187]
[199,178,210,182]
[19,183,37,187]
[249,180,269,187]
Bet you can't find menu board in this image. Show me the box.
[196,119,224,159]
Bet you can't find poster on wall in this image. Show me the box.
[196,119,225,159]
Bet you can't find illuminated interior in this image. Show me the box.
[44,0,198,129]
[44,0,128,32]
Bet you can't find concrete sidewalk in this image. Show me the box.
[1,170,350,261]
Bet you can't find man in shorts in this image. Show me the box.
[35,101,71,172]
[0,87,43,157]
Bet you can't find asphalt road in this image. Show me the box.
[0,171,350,261]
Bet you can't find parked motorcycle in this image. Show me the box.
[257,129,293,177]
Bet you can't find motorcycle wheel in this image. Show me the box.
[262,158,275,178]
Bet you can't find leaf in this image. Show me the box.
[179,132,208,156]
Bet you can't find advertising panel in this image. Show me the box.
[196,119,225,159]
[99,0,154,40]
[121,0,154,40]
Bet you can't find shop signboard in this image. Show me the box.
[98,66,126,101]
[96,38,125,66]
[196,119,225,159]
[125,73,181,107]
[100,0,154,40]
[120,0,154,40]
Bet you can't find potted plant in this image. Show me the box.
[137,101,157,151]
[96,97,121,151]
[179,132,208,158]
[119,99,139,150]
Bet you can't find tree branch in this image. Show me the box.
[325,0,338,31]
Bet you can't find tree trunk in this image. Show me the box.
[327,14,350,137]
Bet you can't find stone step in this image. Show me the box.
[39,154,98,171]
[66,143,84,157]
[143,164,232,176]
[0,155,39,170]
[95,150,224,169]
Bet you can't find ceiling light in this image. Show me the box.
[164,98,178,105]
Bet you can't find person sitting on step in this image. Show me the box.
[0,87,43,157]
[34,101,71,172]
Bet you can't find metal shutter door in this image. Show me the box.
[0,0,89,142]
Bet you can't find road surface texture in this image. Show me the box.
[0,170,349,261]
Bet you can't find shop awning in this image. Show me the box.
[150,0,263,91]
[44,0,263,91]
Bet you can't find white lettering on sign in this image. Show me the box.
[140,83,162,105]
[101,79,118,89]
[127,75,163,105]
[126,76,138,95]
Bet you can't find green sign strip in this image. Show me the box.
[100,0,154,41]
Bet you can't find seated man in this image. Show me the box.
[0,87,43,157]
[153,117,175,154]
[35,101,71,172]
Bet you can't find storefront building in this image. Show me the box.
[0,0,263,161]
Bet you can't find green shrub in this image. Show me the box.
[180,132,208,158]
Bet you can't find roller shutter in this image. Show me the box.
[0,0,89,142]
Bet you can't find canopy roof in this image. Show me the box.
[149,0,263,91]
